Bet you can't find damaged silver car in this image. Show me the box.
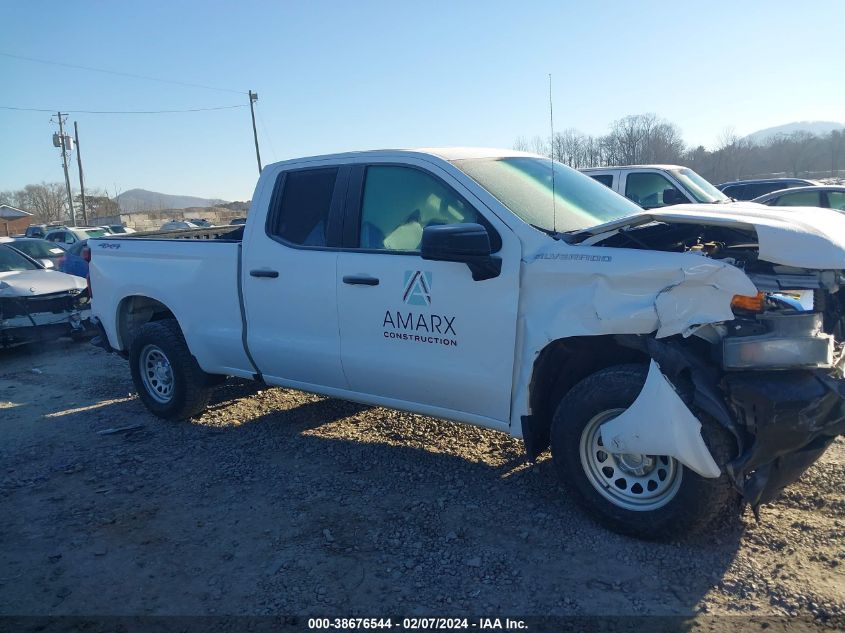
[0,243,89,348]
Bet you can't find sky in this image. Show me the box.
[1,0,844,201]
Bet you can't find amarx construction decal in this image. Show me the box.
[382,270,457,346]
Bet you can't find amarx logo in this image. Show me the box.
[403,270,431,306]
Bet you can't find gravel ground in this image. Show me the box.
[0,342,843,626]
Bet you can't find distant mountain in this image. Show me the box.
[116,189,228,213]
[745,121,844,144]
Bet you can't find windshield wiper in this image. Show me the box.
[529,223,563,240]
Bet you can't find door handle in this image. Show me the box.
[250,269,279,278]
[343,275,379,286]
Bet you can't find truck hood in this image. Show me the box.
[0,270,86,297]
[571,202,845,269]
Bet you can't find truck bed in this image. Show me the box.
[89,232,253,377]
[120,225,244,241]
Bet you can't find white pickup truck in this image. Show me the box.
[90,148,845,540]
[580,164,733,209]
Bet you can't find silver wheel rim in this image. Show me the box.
[579,408,682,511]
[140,344,174,404]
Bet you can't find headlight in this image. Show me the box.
[731,292,765,313]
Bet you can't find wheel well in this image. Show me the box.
[523,335,649,460]
[117,296,176,350]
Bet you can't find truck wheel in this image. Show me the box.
[550,364,741,540]
[129,319,213,420]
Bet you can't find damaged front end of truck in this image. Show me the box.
[563,204,845,513]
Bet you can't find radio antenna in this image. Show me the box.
[549,73,557,233]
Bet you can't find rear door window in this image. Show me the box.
[267,168,339,247]
[590,174,614,188]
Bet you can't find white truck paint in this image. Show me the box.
[89,148,845,538]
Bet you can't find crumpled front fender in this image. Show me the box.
[599,360,721,478]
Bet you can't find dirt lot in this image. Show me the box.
[1,342,843,625]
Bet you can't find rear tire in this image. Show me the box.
[129,319,213,420]
[550,364,741,540]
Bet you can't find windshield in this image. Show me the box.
[11,240,65,259]
[452,157,642,233]
[83,228,107,238]
[670,168,729,203]
[0,244,39,272]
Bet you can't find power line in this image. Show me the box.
[0,51,244,95]
[1,104,248,114]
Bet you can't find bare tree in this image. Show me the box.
[601,114,685,166]
[14,183,70,223]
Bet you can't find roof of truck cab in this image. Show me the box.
[266,147,541,167]
[580,165,685,171]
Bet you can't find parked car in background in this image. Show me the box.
[0,243,88,347]
[0,237,67,269]
[45,226,108,246]
[25,223,67,239]
[750,185,845,210]
[59,239,91,278]
[160,220,199,231]
[107,225,135,234]
[186,218,213,228]
[580,165,730,209]
[717,178,820,201]
[229,217,247,225]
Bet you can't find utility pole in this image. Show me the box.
[248,90,262,174]
[56,112,75,224]
[74,121,88,225]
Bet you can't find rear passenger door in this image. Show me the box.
[241,164,349,389]
[335,160,520,425]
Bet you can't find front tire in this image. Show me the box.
[129,319,213,420]
[550,364,741,540]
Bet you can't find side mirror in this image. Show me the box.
[662,188,687,206]
[39,258,55,269]
[421,223,502,281]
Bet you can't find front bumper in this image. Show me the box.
[0,308,90,347]
[621,336,845,512]
[724,367,845,509]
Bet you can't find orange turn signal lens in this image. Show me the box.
[731,292,765,312]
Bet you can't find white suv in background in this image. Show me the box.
[580,165,732,209]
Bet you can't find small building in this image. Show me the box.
[0,205,33,237]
